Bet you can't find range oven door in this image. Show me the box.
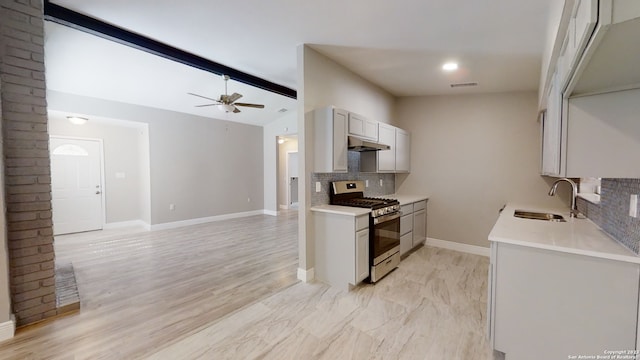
[371,212,401,266]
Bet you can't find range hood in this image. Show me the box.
[347,136,390,152]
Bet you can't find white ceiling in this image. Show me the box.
[45,0,556,124]
[44,22,297,126]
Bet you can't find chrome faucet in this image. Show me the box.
[548,178,579,218]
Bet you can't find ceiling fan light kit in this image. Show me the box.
[188,74,265,114]
[217,104,236,113]
[67,116,88,125]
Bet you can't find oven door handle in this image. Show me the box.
[373,211,402,224]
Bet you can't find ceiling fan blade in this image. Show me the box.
[195,104,217,107]
[227,93,243,103]
[234,103,265,109]
[233,106,241,113]
[187,92,220,102]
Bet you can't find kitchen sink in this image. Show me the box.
[513,210,566,222]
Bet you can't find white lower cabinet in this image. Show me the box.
[488,242,639,359]
[399,199,427,256]
[314,212,369,290]
[355,228,370,283]
[412,209,426,247]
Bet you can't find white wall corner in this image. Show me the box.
[297,267,315,282]
[263,210,278,216]
[0,315,15,342]
[426,238,490,257]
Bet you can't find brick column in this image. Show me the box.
[0,0,56,326]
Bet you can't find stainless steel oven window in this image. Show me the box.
[372,215,400,264]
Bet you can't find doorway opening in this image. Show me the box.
[276,135,298,211]
[48,110,152,312]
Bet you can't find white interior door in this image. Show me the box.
[50,137,104,235]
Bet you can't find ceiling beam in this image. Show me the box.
[43,0,297,99]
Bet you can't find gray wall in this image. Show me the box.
[48,112,148,224]
[47,90,264,225]
[395,92,568,248]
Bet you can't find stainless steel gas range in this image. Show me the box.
[330,180,401,282]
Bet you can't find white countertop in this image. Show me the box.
[310,204,371,216]
[489,203,639,264]
[388,194,429,205]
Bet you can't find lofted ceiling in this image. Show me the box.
[45,0,556,124]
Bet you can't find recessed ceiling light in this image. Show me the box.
[442,62,459,71]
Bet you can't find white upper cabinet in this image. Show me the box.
[361,123,411,174]
[395,128,410,173]
[557,0,597,91]
[314,106,411,174]
[540,0,640,178]
[541,71,563,176]
[565,88,640,178]
[313,107,348,173]
[567,0,640,96]
[348,112,378,141]
[376,123,396,172]
[573,0,598,55]
[557,17,575,90]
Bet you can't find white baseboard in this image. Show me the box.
[150,210,266,231]
[263,210,278,216]
[297,267,315,282]
[426,237,490,257]
[279,205,289,210]
[0,315,15,342]
[103,220,151,231]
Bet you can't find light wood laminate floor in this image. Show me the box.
[145,246,499,360]
[0,211,498,359]
[0,211,299,359]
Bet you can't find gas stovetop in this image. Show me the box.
[332,197,399,210]
[330,181,400,217]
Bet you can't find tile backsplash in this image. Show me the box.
[577,178,640,254]
[310,152,395,206]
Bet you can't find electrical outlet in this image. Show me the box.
[365,180,369,187]
[247,197,251,203]
[630,195,638,218]
[315,182,321,193]
[169,204,175,211]
[379,179,383,187]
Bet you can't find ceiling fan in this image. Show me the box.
[188,75,265,113]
